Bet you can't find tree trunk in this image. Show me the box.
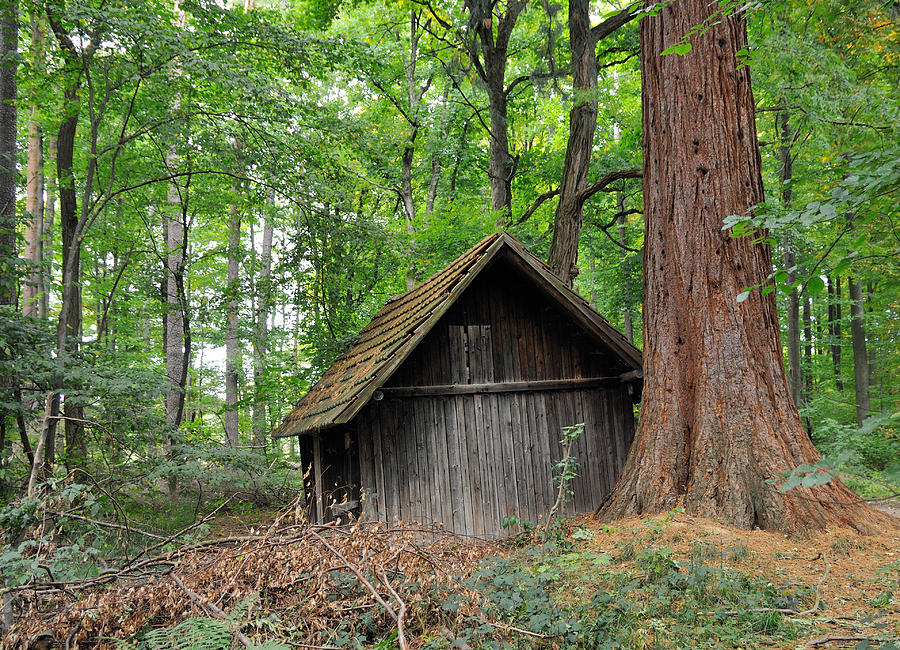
[617,195,634,344]
[252,217,273,448]
[866,281,876,386]
[827,276,843,391]
[22,16,45,317]
[224,201,241,447]
[465,0,525,223]
[803,289,813,400]
[599,0,884,535]
[22,118,43,317]
[164,168,185,431]
[848,276,870,427]
[547,0,596,286]
[0,0,16,308]
[40,137,56,320]
[776,109,802,410]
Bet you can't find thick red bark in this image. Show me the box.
[599,0,889,535]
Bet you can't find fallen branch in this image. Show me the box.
[805,636,876,647]
[172,575,253,647]
[376,569,409,650]
[309,530,409,650]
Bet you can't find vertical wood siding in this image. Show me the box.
[318,260,637,537]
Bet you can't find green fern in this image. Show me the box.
[128,617,233,650]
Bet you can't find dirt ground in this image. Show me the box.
[568,507,900,649]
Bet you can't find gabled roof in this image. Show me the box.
[273,232,642,438]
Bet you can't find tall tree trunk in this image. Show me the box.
[617,200,634,345]
[22,121,43,317]
[224,201,241,447]
[802,290,813,400]
[425,84,451,217]
[866,280,876,386]
[827,275,843,391]
[252,218,273,448]
[52,37,87,470]
[776,109,802,409]
[599,0,883,534]
[465,0,526,223]
[547,0,595,285]
[40,137,56,319]
[848,276,870,426]
[547,6,640,285]
[164,169,185,431]
[0,0,16,308]
[22,16,45,317]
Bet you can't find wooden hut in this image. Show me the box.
[273,232,642,537]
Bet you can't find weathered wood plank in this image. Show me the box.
[377,374,637,398]
[313,434,324,523]
[433,397,452,530]
[535,394,556,519]
[508,393,531,527]
[453,395,475,535]
[465,395,485,537]
[357,423,375,520]
[443,396,463,532]
[496,393,519,530]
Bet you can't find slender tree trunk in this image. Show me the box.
[40,137,56,320]
[803,290,813,400]
[425,84,451,217]
[548,0,595,285]
[22,16,45,317]
[617,203,634,344]
[23,119,43,317]
[776,109,802,410]
[0,0,16,308]
[827,276,843,391]
[164,166,185,431]
[224,201,241,447]
[252,218,273,448]
[848,276,870,426]
[599,0,884,534]
[866,280,876,386]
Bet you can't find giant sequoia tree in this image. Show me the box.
[599,0,886,534]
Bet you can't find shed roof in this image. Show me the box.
[273,232,642,438]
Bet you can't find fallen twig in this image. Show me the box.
[309,530,409,650]
[805,635,877,647]
[172,575,253,647]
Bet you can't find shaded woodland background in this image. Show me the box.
[0,0,898,569]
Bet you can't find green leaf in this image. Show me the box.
[807,277,825,295]
[661,42,692,56]
[736,290,751,303]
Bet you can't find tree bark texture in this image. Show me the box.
[165,172,185,430]
[22,115,43,316]
[252,218,273,447]
[547,5,640,285]
[848,276,870,427]
[777,109,802,409]
[22,16,45,317]
[0,0,16,307]
[599,0,885,534]
[547,0,596,286]
[224,201,241,447]
[827,275,843,391]
[41,137,56,319]
[465,0,524,223]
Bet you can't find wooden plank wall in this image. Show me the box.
[349,258,638,537]
[356,385,635,537]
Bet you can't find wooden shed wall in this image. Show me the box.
[355,386,634,537]
[337,258,638,537]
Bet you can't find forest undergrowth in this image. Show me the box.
[3,493,898,650]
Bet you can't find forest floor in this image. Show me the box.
[566,508,900,649]
[6,504,899,649]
